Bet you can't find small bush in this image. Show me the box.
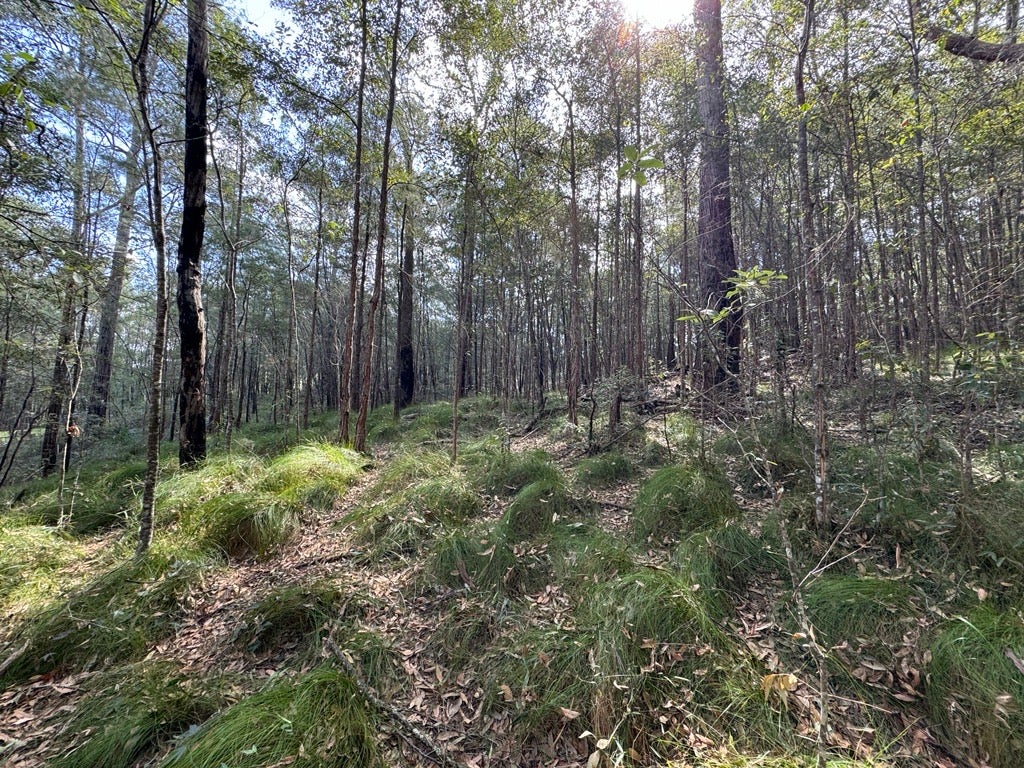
[159,665,381,768]
[52,661,228,768]
[928,607,1024,767]
[633,460,739,542]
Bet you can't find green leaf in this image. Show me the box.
[623,144,639,162]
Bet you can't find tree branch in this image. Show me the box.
[926,26,1024,63]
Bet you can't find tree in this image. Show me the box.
[694,0,741,395]
[176,0,209,468]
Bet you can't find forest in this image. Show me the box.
[1,0,1023,766]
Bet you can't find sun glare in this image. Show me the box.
[619,0,693,29]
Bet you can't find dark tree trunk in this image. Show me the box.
[176,0,209,468]
[394,199,415,415]
[694,0,742,394]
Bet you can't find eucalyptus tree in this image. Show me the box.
[693,0,741,396]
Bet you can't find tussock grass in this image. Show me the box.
[804,575,915,650]
[956,480,1024,594]
[673,521,782,613]
[574,451,634,488]
[182,492,301,559]
[490,567,738,753]
[0,544,216,686]
[548,523,636,586]
[464,447,561,497]
[257,442,365,512]
[156,454,264,522]
[832,446,958,546]
[159,665,381,768]
[502,476,581,540]
[0,523,84,610]
[429,526,517,594]
[52,661,229,768]
[428,595,500,666]
[633,460,740,542]
[927,606,1024,767]
[233,581,346,653]
[717,418,813,491]
[9,460,147,534]
[347,449,481,558]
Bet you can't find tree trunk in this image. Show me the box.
[394,197,415,415]
[176,0,209,468]
[354,0,402,453]
[694,0,742,395]
[88,124,142,425]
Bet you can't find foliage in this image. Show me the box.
[257,442,365,512]
[463,447,561,497]
[159,665,381,768]
[233,581,346,653]
[182,491,301,559]
[673,521,782,613]
[716,419,813,492]
[0,545,215,686]
[346,449,481,558]
[633,460,740,542]
[803,575,916,652]
[0,522,83,610]
[927,607,1024,767]
[501,476,581,540]
[52,661,230,768]
[573,450,634,488]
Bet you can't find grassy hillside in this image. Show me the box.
[1,376,1022,767]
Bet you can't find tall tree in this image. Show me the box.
[176,0,209,467]
[694,0,741,395]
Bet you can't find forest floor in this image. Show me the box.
[1,375,1023,768]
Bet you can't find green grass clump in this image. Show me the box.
[927,606,1024,767]
[0,523,84,610]
[464,448,561,497]
[957,480,1024,594]
[717,418,813,491]
[429,527,517,594]
[548,523,637,586]
[159,665,381,768]
[574,451,634,488]
[804,575,915,650]
[633,461,740,542]
[490,567,735,754]
[156,454,264,522]
[428,595,500,666]
[502,477,579,540]
[347,450,481,558]
[182,492,301,559]
[673,521,782,613]
[233,581,345,653]
[52,661,229,768]
[258,442,365,511]
[0,546,215,686]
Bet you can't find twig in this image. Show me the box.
[324,635,462,768]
